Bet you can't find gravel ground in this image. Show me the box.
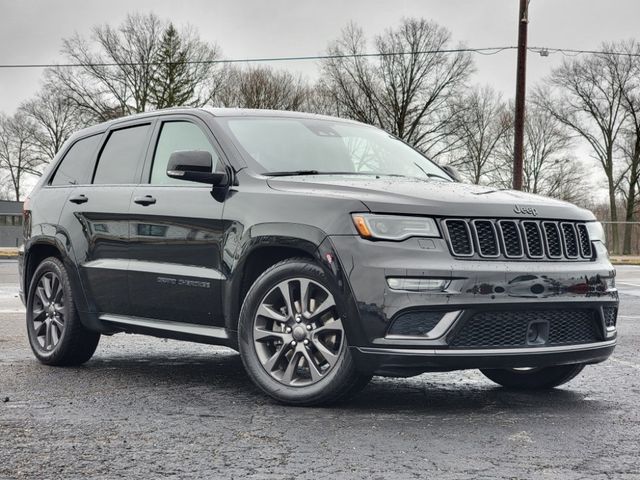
[1,259,639,479]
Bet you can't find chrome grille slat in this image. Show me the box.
[498,220,524,258]
[442,219,593,261]
[443,219,474,256]
[576,224,593,258]
[521,221,544,258]
[471,220,499,257]
[542,222,563,258]
[560,222,579,258]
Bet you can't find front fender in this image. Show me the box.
[222,222,350,335]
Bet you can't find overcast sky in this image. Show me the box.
[1,0,639,197]
[2,0,640,114]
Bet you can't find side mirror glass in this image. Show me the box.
[167,150,228,186]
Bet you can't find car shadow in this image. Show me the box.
[58,349,610,415]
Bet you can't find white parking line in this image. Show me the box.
[616,281,640,287]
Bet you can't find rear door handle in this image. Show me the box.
[133,195,156,206]
[69,194,88,204]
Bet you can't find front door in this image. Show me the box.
[127,118,227,326]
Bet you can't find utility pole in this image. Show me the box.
[512,0,529,190]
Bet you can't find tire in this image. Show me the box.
[26,256,100,366]
[238,258,371,406]
[480,364,586,390]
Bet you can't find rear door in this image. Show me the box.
[127,115,228,326]
[57,121,153,315]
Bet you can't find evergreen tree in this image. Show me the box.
[149,24,196,108]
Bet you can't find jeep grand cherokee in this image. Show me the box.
[18,108,618,406]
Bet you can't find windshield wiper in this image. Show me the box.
[424,172,453,181]
[413,162,452,182]
[264,170,321,177]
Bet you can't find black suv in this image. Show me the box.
[19,108,618,405]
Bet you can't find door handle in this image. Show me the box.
[69,194,88,204]
[134,195,156,206]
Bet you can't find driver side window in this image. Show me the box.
[150,121,220,185]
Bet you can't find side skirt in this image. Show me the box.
[99,314,238,349]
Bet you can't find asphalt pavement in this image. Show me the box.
[0,259,639,479]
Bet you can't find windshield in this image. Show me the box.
[215,116,452,181]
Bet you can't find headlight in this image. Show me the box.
[586,221,606,244]
[351,214,440,241]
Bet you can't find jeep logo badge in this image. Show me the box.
[513,205,538,216]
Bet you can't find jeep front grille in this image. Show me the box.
[449,309,602,348]
[443,218,594,261]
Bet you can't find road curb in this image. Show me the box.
[611,256,640,266]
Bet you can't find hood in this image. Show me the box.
[266,175,594,221]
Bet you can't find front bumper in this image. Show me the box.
[326,235,619,376]
[351,340,616,376]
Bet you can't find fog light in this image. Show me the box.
[386,277,450,292]
[525,320,549,345]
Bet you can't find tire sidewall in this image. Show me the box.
[238,259,356,404]
[26,257,76,363]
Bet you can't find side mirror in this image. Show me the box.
[442,165,463,182]
[167,150,228,186]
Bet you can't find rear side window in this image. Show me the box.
[93,124,151,184]
[150,121,220,185]
[50,134,102,186]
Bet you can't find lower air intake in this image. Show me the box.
[449,309,601,348]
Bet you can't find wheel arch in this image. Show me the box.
[222,223,364,350]
[23,237,90,317]
[223,223,330,334]
[23,239,65,294]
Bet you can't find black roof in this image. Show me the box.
[71,107,363,139]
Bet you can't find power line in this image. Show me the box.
[0,45,639,69]
[0,46,517,69]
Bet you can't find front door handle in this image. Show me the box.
[133,195,156,206]
[69,194,88,204]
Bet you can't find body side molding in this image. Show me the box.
[100,314,230,340]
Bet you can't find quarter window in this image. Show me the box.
[50,134,102,186]
[150,121,219,185]
[93,124,151,185]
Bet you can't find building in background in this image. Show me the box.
[0,200,23,247]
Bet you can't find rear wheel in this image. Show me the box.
[480,364,585,390]
[26,257,100,366]
[238,258,371,406]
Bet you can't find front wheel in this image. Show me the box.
[238,258,371,406]
[480,364,585,390]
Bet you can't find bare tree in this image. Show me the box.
[0,113,44,200]
[50,13,224,121]
[611,40,640,254]
[320,18,473,159]
[489,103,590,204]
[446,85,511,184]
[19,80,84,165]
[302,83,340,116]
[536,42,634,249]
[217,66,309,110]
